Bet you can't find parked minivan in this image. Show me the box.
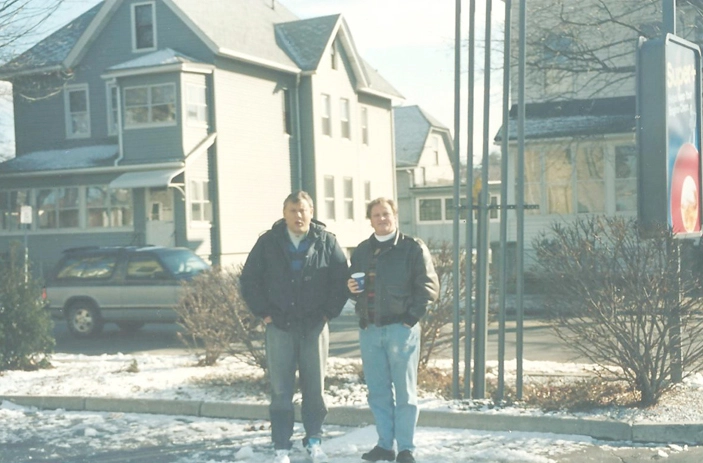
[44,246,210,338]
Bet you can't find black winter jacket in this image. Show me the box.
[349,231,439,328]
[240,219,349,332]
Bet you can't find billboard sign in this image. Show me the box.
[637,34,702,238]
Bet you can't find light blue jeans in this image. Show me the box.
[359,322,420,453]
[265,321,329,450]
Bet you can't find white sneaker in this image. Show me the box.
[306,438,329,463]
[273,449,290,463]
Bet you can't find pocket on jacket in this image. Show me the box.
[386,285,408,315]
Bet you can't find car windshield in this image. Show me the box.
[158,250,210,277]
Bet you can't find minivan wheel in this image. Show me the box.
[116,322,145,332]
[66,302,103,338]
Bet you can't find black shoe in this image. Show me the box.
[361,445,395,461]
[396,450,415,463]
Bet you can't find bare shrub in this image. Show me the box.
[533,216,703,406]
[419,240,470,370]
[176,265,266,370]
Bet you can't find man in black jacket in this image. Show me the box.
[347,197,439,463]
[240,191,348,463]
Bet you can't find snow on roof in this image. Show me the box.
[0,145,118,174]
[107,48,202,71]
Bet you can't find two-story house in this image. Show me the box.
[394,105,501,247]
[0,0,402,273]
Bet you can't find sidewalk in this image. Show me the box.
[3,394,703,445]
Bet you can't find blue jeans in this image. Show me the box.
[265,321,329,450]
[359,323,420,453]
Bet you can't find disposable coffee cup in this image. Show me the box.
[351,272,365,292]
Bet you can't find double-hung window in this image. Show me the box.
[124,83,176,127]
[186,84,208,126]
[324,176,336,220]
[65,85,90,138]
[344,177,354,219]
[321,94,331,136]
[340,98,351,139]
[132,2,156,51]
[360,106,369,145]
[106,83,119,135]
[190,179,212,222]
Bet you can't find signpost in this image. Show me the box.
[20,205,32,282]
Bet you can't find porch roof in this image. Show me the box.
[108,168,184,189]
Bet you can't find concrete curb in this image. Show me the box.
[2,395,703,445]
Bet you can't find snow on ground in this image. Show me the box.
[1,354,702,462]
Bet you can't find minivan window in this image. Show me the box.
[126,255,168,280]
[159,250,209,277]
[56,254,117,279]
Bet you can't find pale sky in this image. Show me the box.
[1,0,505,163]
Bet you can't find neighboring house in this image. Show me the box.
[394,104,501,247]
[0,0,402,273]
[496,1,703,260]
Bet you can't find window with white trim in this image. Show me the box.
[190,179,212,222]
[0,190,30,232]
[124,83,176,127]
[107,83,119,135]
[64,85,90,138]
[444,197,469,221]
[418,198,442,222]
[340,98,351,139]
[364,181,371,207]
[186,83,208,126]
[324,176,336,220]
[344,177,354,219]
[132,2,156,51]
[86,186,133,228]
[360,106,369,145]
[321,94,331,136]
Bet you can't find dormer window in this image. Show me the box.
[132,2,156,51]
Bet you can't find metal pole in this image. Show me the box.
[663,0,675,36]
[516,0,527,399]
[474,0,493,399]
[464,0,477,399]
[497,0,512,402]
[24,224,29,283]
[451,0,462,400]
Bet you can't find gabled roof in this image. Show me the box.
[494,96,636,142]
[275,14,340,71]
[0,0,401,99]
[394,105,451,168]
[275,14,402,99]
[0,2,103,76]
